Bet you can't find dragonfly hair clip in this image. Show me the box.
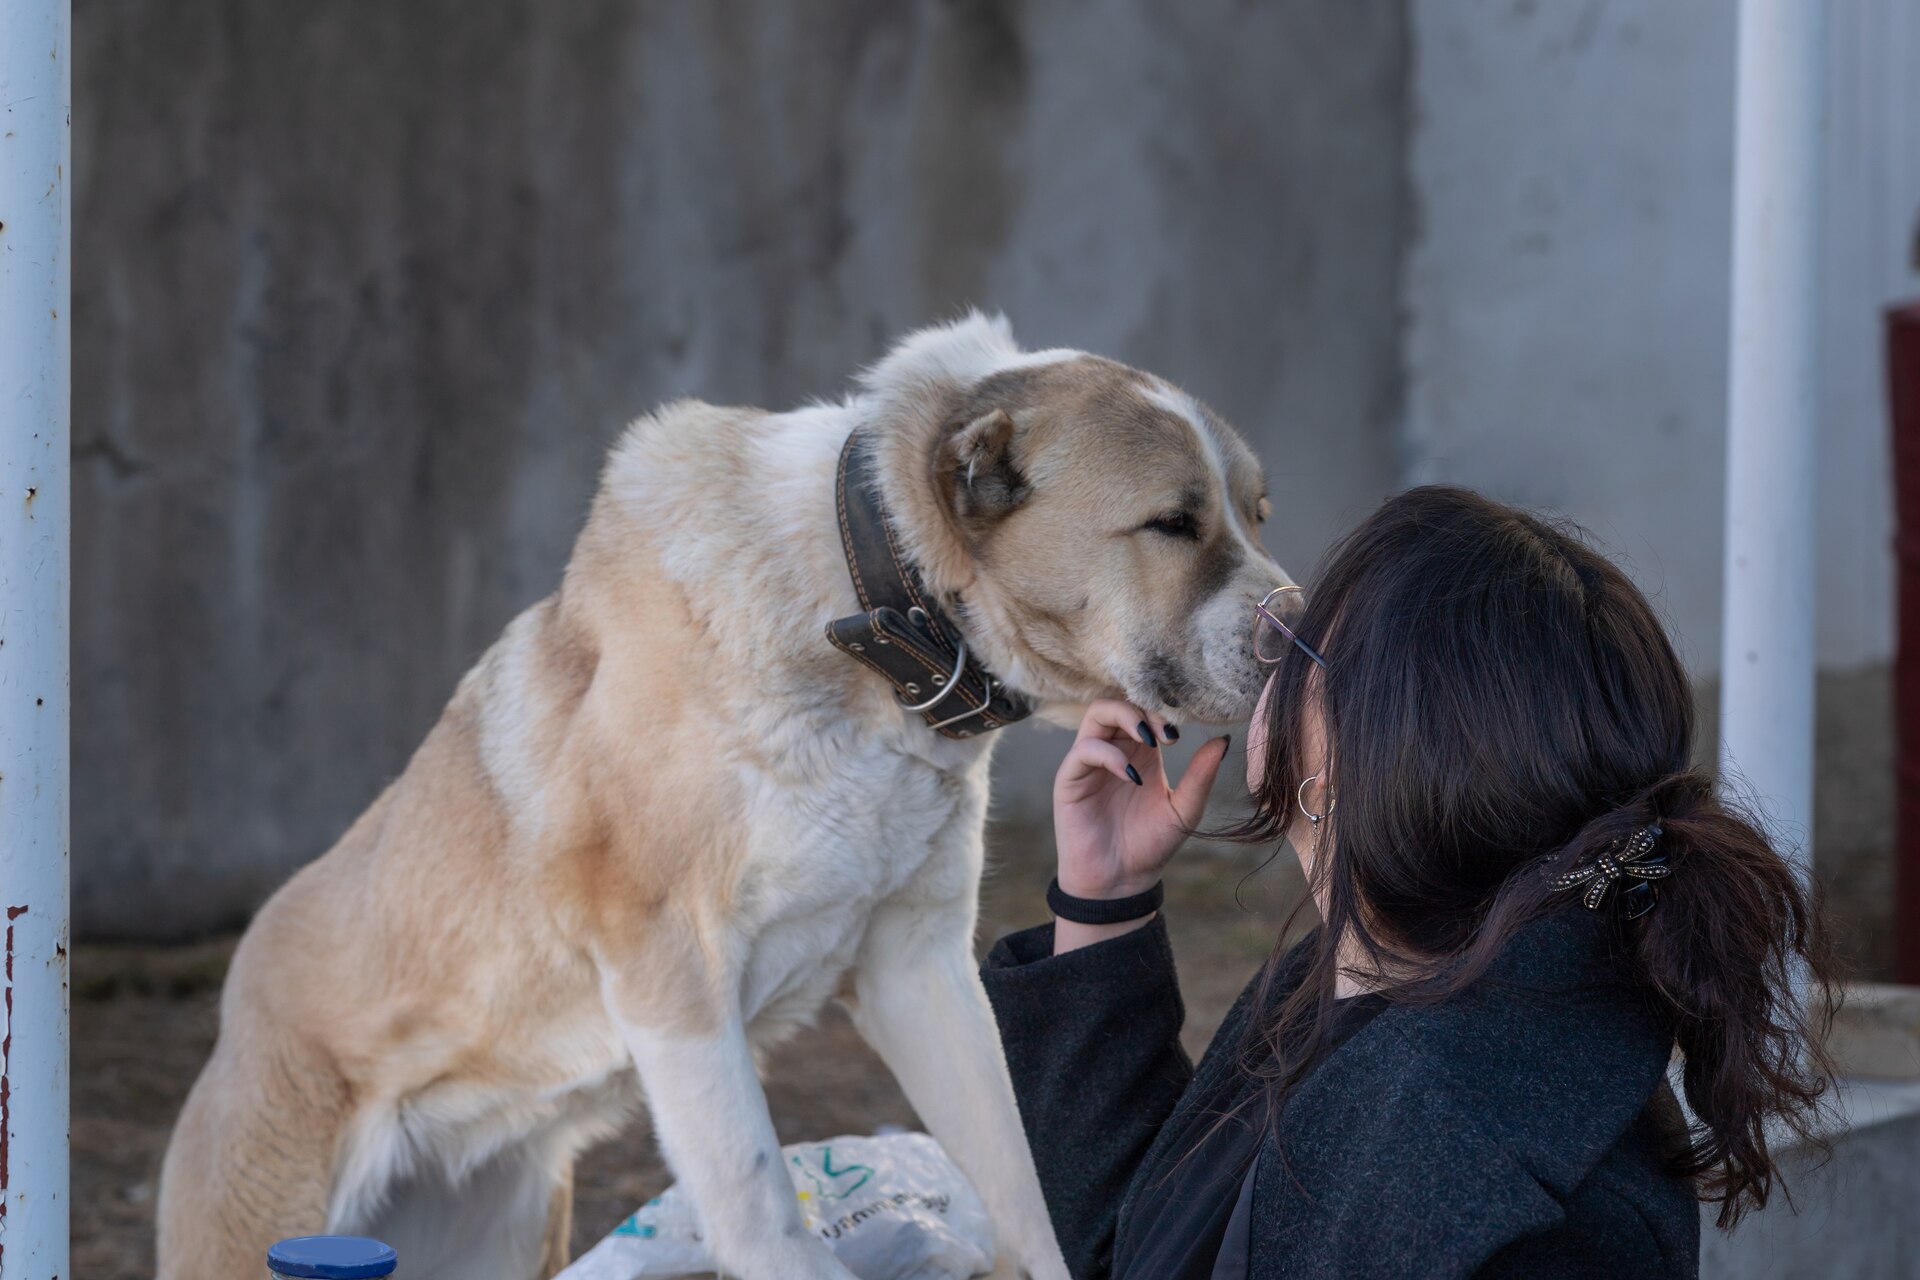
[1550,823,1669,918]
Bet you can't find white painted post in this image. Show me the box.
[0,0,72,1274]
[1718,0,1825,884]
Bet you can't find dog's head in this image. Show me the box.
[866,314,1297,726]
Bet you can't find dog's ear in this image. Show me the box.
[940,408,1029,527]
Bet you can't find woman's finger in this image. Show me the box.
[1058,735,1142,793]
[1077,699,1165,750]
[1168,735,1233,828]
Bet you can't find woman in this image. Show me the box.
[981,486,1836,1279]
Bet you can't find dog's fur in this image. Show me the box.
[157,315,1293,1279]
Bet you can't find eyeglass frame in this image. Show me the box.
[1254,585,1328,670]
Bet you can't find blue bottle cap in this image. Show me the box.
[267,1235,398,1278]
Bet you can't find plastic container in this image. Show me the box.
[267,1235,398,1279]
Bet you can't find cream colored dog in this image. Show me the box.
[158,314,1292,1279]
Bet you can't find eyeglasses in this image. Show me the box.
[1254,585,1327,670]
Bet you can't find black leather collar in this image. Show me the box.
[826,430,1033,739]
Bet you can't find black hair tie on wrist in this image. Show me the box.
[1047,877,1165,925]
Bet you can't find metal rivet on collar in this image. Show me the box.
[903,683,922,696]
[848,642,865,652]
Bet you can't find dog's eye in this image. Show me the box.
[1145,512,1199,540]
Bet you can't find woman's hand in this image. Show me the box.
[1052,700,1233,952]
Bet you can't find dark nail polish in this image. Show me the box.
[1138,721,1158,748]
[1164,724,1180,742]
[1126,764,1144,786]
[1222,734,1232,750]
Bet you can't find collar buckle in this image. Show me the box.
[826,431,1032,740]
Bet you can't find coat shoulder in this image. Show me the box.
[1247,910,1693,1279]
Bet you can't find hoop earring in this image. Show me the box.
[1296,773,1335,858]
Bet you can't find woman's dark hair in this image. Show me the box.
[1229,484,1838,1228]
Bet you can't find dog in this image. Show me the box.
[157,314,1293,1279]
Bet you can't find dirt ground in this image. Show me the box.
[72,823,1309,1279]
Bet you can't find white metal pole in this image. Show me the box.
[0,0,72,1274]
[1719,0,1825,884]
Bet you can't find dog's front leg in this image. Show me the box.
[849,900,1071,1280]
[606,977,856,1280]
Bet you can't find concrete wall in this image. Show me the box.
[1406,0,1920,676]
[1701,1078,1920,1279]
[74,0,1409,937]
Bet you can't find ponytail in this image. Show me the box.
[1379,769,1838,1228]
[1610,768,1838,1227]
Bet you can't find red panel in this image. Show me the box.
[1889,303,1920,981]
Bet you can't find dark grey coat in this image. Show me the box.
[982,906,1700,1279]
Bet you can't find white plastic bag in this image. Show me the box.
[557,1131,997,1280]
